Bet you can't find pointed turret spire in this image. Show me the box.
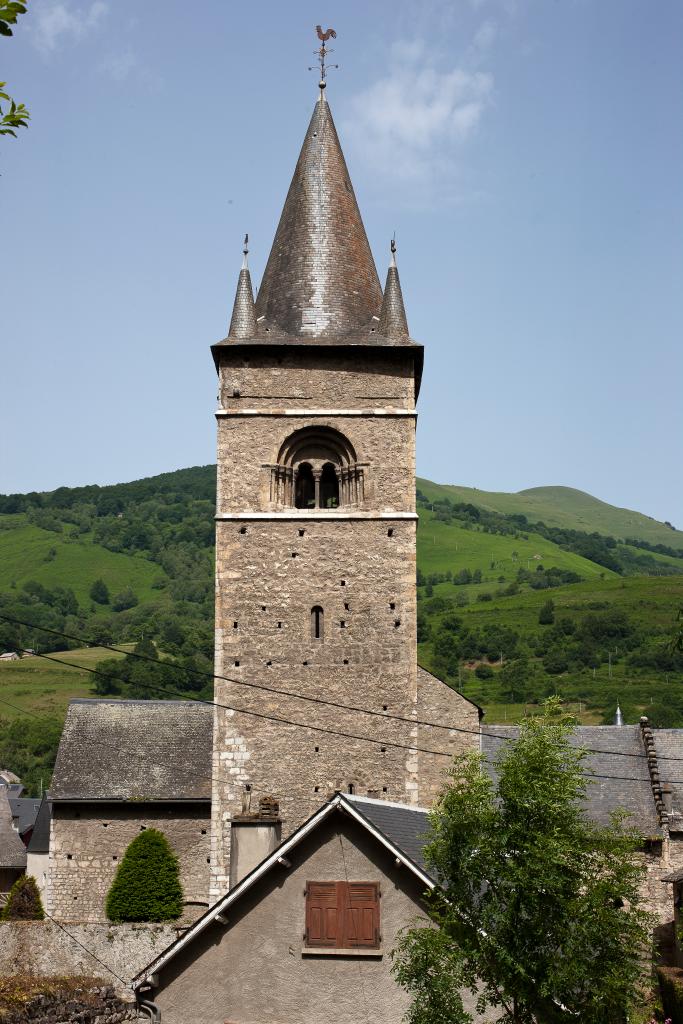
[614,703,624,726]
[254,96,382,338]
[228,234,257,338]
[377,237,409,339]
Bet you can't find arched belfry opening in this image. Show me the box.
[268,426,366,509]
[319,463,339,508]
[295,463,316,509]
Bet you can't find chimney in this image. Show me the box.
[229,795,282,887]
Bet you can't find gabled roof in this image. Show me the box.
[51,700,213,802]
[9,795,42,837]
[652,730,683,832]
[0,788,26,870]
[133,792,435,989]
[481,725,662,836]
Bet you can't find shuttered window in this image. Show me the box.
[305,881,380,949]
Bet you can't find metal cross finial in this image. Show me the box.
[242,233,249,269]
[309,26,338,90]
[390,234,397,266]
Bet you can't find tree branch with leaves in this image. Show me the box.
[393,699,654,1024]
[1,1,29,139]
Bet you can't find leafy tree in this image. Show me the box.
[1,2,30,140]
[89,578,110,605]
[1,875,44,920]
[474,663,493,680]
[111,587,138,611]
[0,715,62,796]
[499,656,531,703]
[538,598,555,625]
[392,701,653,1024]
[417,609,431,643]
[106,828,183,922]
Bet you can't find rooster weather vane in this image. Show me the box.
[309,25,338,88]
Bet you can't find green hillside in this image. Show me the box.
[0,464,682,796]
[0,521,167,607]
[417,479,682,548]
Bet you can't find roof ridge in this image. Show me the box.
[346,793,429,813]
[640,715,668,827]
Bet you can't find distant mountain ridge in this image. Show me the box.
[416,479,680,549]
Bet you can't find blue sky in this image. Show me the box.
[1,0,681,525]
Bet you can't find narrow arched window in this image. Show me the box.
[311,605,324,641]
[295,463,315,509]
[319,462,339,509]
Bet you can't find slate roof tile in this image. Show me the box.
[50,700,213,802]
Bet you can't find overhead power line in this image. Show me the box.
[1,611,681,766]
[4,644,680,790]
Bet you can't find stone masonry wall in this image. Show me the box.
[210,348,480,900]
[0,981,138,1024]
[416,667,482,807]
[211,516,421,898]
[216,413,417,512]
[218,350,415,412]
[0,921,177,991]
[49,803,211,922]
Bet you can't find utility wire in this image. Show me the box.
[1,611,681,765]
[6,645,679,790]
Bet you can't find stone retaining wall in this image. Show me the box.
[0,922,177,993]
[0,980,138,1024]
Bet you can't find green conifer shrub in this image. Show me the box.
[1,875,45,921]
[105,829,183,922]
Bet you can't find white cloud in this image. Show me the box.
[471,18,498,55]
[31,0,107,55]
[99,47,137,82]
[343,40,493,189]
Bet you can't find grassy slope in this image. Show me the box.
[418,574,683,724]
[0,646,131,721]
[0,520,166,607]
[417,509,616,586]
[417,478,682,548]
[0,466,680,738]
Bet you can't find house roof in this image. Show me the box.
[133,792,435,989]
[9,796,42,837]
[26,795,51,854]
[0,788,26,870]
[346,794,430,873]
[481,725,662,836]
[50,700,213,802]
[652,730,683,832]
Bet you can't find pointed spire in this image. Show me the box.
[614,703,624,727]
[377,237,409,339]
[228,234,257,338]
[255,97,382,338]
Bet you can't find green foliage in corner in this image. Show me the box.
[105,828,183,923]
[1,2,30,140]
[1,875,44,920]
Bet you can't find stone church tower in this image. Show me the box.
[210,88,479,899]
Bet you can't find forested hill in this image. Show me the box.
[0,465,682,776]
[416,479,681,549]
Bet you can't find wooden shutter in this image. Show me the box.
[341,882,380,948]
[305,882,338,947]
